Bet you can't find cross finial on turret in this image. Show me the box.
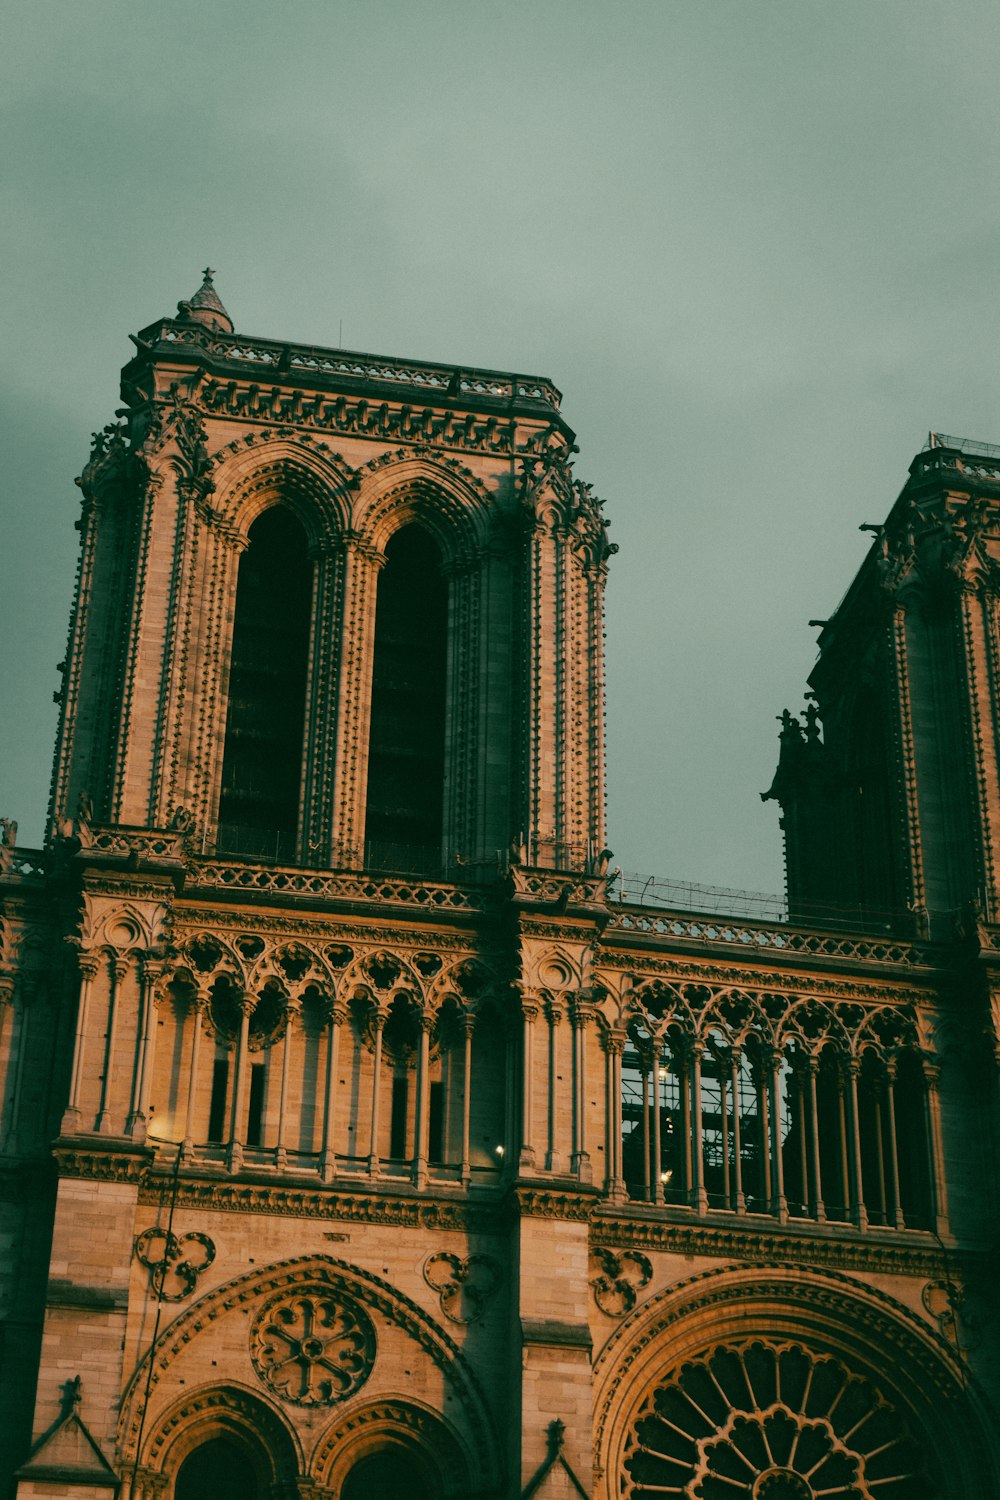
[176,268,233,334]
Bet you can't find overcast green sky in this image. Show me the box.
[3,0,1000,896]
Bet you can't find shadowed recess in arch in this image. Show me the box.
[218,505,312,862]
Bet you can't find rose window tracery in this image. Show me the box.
[250,1289,375,1406]
[624,1341,935,1499]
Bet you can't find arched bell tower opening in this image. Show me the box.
[364,523,448,873]
[217,505,312,861]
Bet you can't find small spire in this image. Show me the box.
[176,268,233,334]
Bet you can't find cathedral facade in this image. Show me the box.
[2,275,999,1498]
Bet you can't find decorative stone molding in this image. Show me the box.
[135,1383,302,1488]
[54,1141,152,1183]
[134,1227,216,1301]
[589,1214,959,1279]
[591,1261,989,1497]
[135,1175,505,1229]
[311,1396,473,1496]
[589,1248,652,1317]
[423,1252,501,1324]
[624,1340,935,1499]
[514,1185,601,1222]
[117,1254,499,1483]
[250,1286,376,1406]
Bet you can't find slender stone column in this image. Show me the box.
[519,994,539,1170]
[769,1048,788,1222]
[756,1057,772,1209]
[651,1042,663,1203]
[321,1002,345,1183]
[368,1007,387,1177]
[275,998,301,1170]
[460,1013,474,1187]
[570,999,591,1181]
[182,991,209,1161]
[128,959,162,1139]
[869,1071,888,1224]
[729,1050,746,1212]
[922,1058,950,1235]
[689,1041,708,1213]
[885,1059,905,1229]
[413,1012,433,1189]
[835,1062,850,1217]
[0,977,12,1054]
[227,995,254,1173]
[640,1052,651,1202]
[718,1059,731,1209]
[97,955,129,1134]
[545,999,568,1173]
[602,1029,626,1199]
[795,1063,809,1212]
[678,1044,691,1200]
[4,974,34,1150]
[807,1057,826,1222]
[845,1058,868,1230]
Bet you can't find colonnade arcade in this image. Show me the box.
[47,913,945,1238]
[608,980,939,1233]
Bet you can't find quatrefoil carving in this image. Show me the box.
[589,1247,652,1316]
[423,1252,501,1324]
[134,1228,216,1301]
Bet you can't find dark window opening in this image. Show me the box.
[208,1058,229,1143]
[218,506,312,863]
[365,525,448,874]
[176,1438,260,1500]
[429,1079,444,1163]
[341,1451,431,1500]
[247,1061,267,1148]
[390,1074,409,1159]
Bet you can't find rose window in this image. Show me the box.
[250,1290,375,1406]
[624,1341,936,1499]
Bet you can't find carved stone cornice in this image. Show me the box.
[135,1174,506,1232]
[53,1139,154,1184]
[595,950,936,1009]
[590,1210,974,1280]
[513,1184,601,1222]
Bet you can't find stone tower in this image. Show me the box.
[2,283,999,1500]
[765,436,1000,940]
[51,270,611,876]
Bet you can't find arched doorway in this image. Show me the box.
[341,1447,433,1500]
[175,1434,260,1500]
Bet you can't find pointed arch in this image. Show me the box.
[593,1263,997,1500]
[352,452,497,565]
[132,1382,301,1493]
[211,438,355,550]
[116,1254,500,1491]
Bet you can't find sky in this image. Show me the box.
[3,0,1000,897]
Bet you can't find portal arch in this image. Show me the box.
[136,1383,300,1499]
[593,1264,997,1500]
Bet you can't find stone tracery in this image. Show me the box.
[624,1341,934,1499]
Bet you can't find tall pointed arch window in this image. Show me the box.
[364,524,448,873]
[218,506,312,861]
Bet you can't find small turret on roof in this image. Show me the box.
[176,267,233,334]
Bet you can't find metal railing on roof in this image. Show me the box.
[925,431,1000,460]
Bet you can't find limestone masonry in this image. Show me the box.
[2,273,999,1498]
